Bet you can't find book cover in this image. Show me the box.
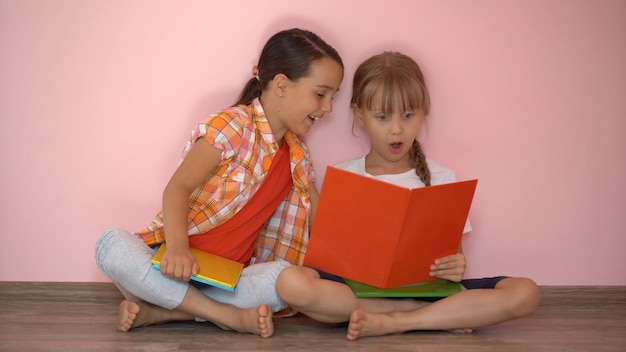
[303,166,477,289]
[152,244,244,291]
[344,278,463,298]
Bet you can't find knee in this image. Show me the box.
[275,266,317,307]
[94,228,125,274]
[504,277,542,318]
[95,229,114,270]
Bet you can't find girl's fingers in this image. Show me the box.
[431,260,465,271]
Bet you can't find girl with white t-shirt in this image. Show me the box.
[275,51,541,340]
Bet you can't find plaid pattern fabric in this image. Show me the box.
[136,98,314,265]
[251,132,314,265]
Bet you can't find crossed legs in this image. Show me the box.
[346,277,540,340]
[276,266,429,323]
[276,266,541,340]
[117,285,274,337]
[96,228,287,337]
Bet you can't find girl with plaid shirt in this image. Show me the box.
[95,28,343,338]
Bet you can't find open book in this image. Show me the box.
[152,244,244,291]
[303,166,477,289]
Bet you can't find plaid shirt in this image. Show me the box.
[136,98,314,265]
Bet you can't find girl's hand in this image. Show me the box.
[160,247,200,282]
[429,253,466,282]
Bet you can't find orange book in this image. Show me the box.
[303,166,477,289]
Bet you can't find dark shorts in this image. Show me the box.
[311,267,509,290]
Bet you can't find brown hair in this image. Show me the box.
[235,28,343,106]
[351,51,432,186]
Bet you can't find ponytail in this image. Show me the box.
[233,28,343,107]
[235,77,262,106]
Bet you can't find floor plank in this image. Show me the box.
[0,282,624,351]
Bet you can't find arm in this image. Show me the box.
[429,241,466,282]
[160,138,222,282]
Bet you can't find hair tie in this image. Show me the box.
[252,65,260,81]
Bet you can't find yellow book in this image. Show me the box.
[152,244,244,291]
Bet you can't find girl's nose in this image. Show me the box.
[322,97,333,113]
[391,118,402,134]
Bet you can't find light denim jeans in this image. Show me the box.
[95,228,290,313]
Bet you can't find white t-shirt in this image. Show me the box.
[335,156,472,233]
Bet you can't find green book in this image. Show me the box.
[344,278,462,298]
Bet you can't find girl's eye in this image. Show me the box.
[403,112,415,119]
[376,114,388,121]
[317,93,326,98]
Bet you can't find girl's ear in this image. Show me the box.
[352,104,365,127]
[271,73,289,97]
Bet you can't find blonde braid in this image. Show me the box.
[410,140,431,186]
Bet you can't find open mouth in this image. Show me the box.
[390,142,403,152]
[308,115,319,121]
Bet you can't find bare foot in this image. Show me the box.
[347,309,396,340]
[117,300,191,332]
[118,300,140,331]
[255,304,274,338]
[346,309,473,340]
[118,299,273,337]
[220,304,274,338]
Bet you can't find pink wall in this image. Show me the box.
[1,0,625,285]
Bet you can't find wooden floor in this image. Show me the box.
[0,282,624,352]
